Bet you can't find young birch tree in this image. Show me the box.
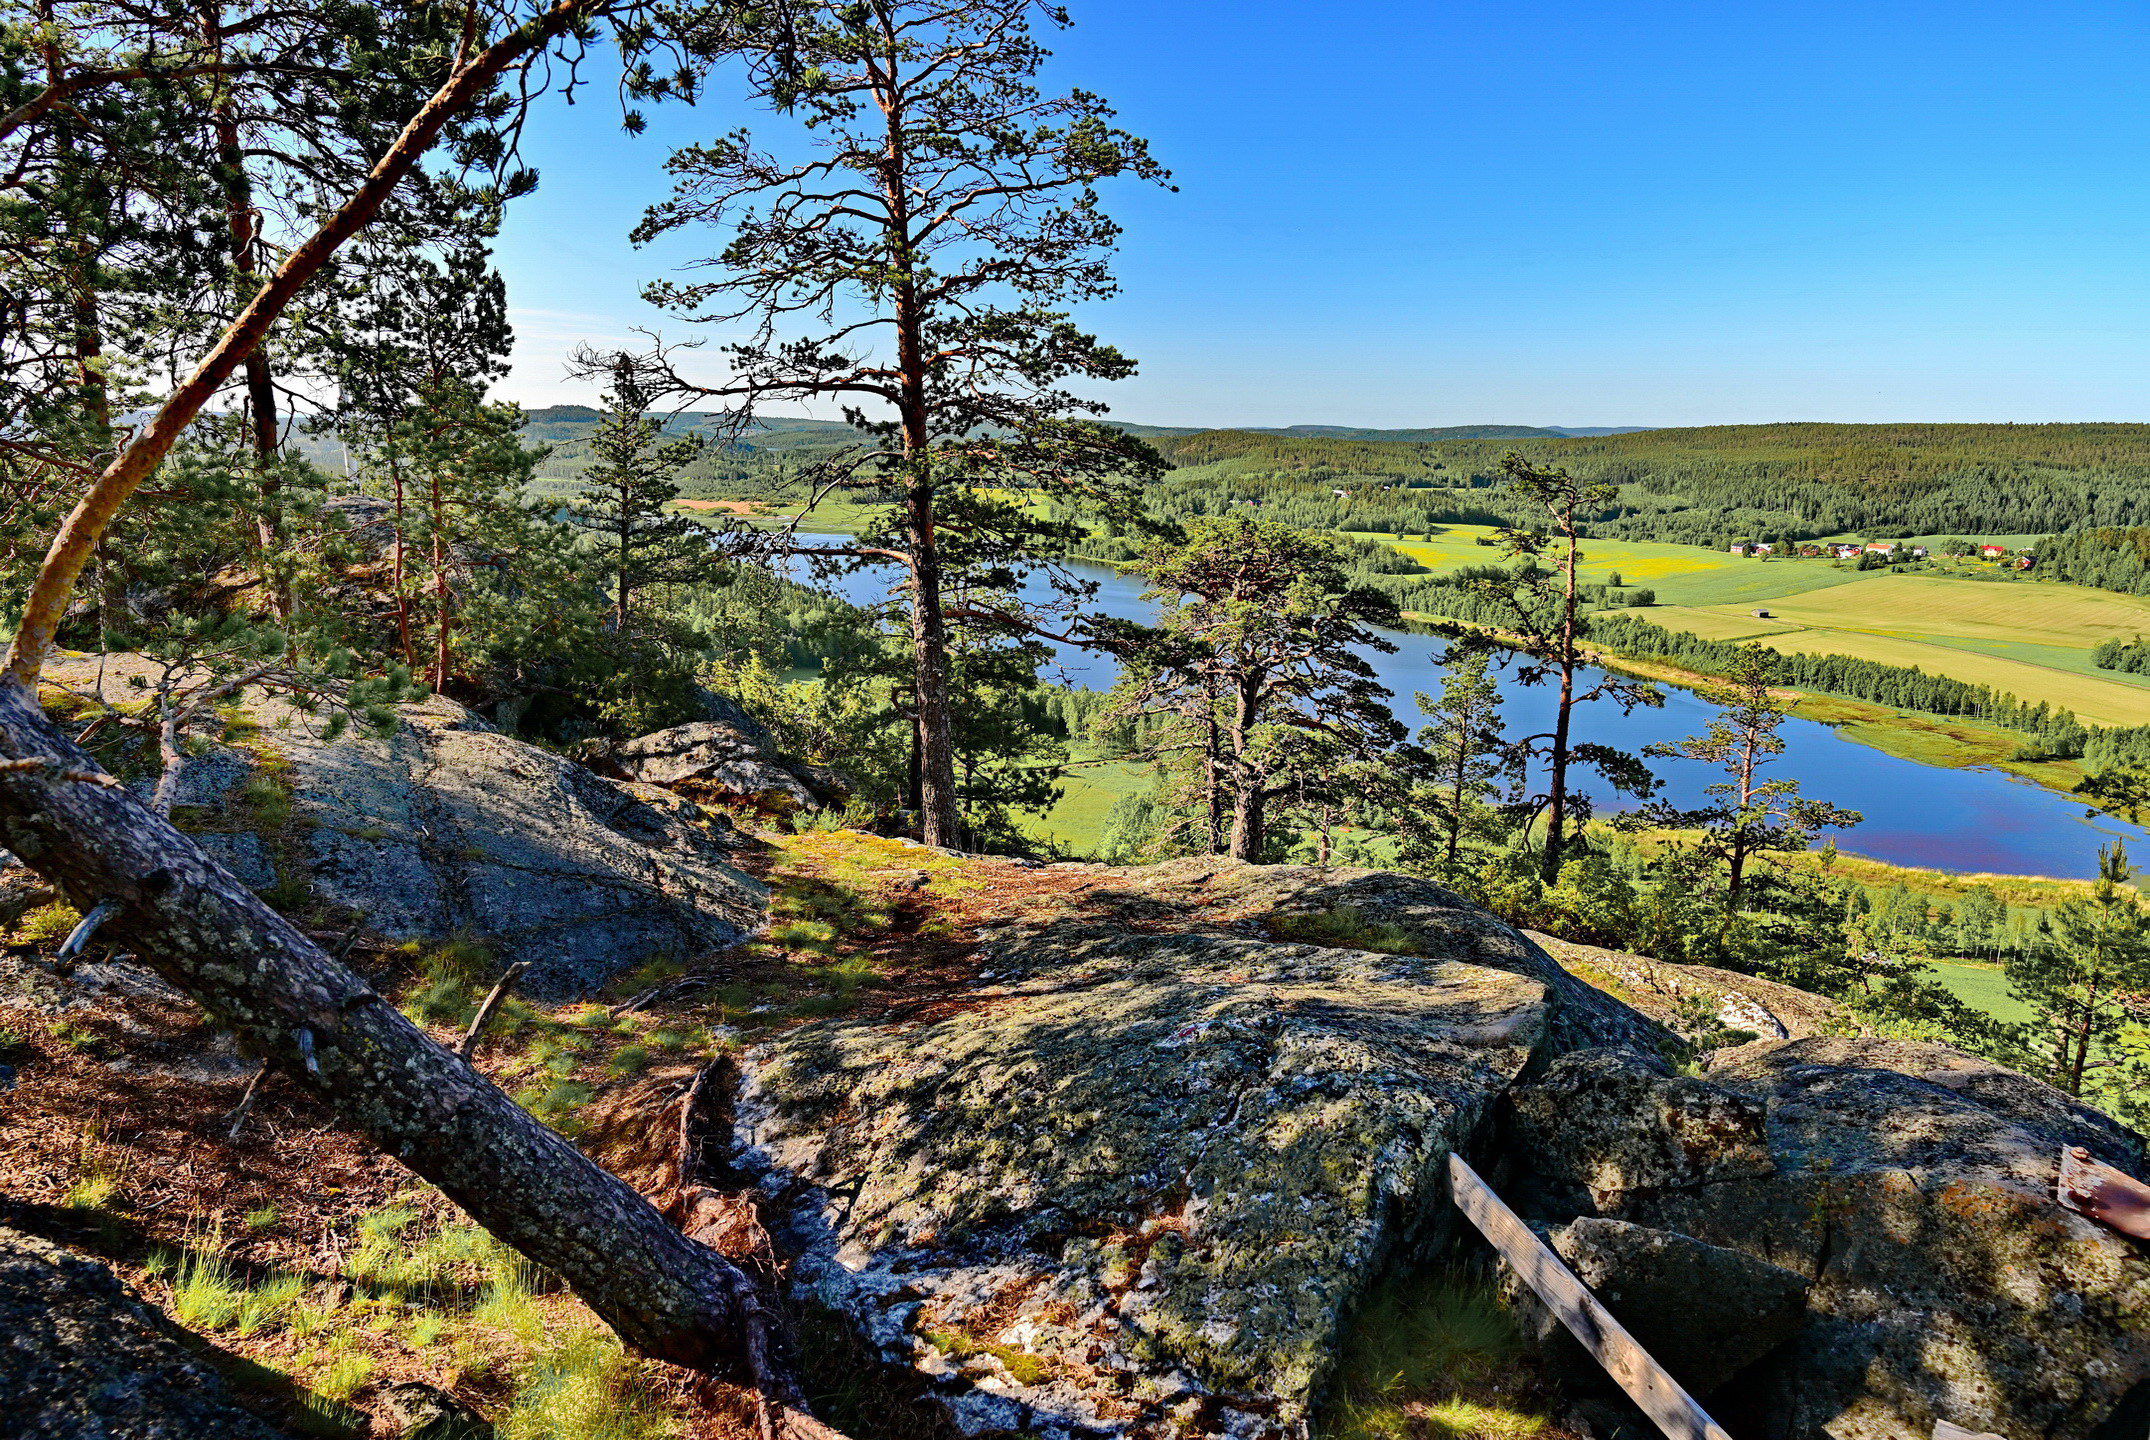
[604,0,1168,847]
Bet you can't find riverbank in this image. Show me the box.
[1561,629,2108,813]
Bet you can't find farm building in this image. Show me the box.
[1981,544,2009,558]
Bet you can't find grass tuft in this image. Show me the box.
[1323,1269,1552,1440]
[497,1323,678,1440]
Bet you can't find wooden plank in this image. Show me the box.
[1447,1153,1735,1440]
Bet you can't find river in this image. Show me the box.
[786,538,2150,878]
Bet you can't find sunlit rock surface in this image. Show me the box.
[45,656,767,997]
[733,924,1549,1440]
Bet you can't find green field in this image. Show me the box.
[1021,757,1147,854]
[1369,525,1876,607]
[1673,573,2150,726]
[1374,528,2150,727]
[1931,959,2032,1024]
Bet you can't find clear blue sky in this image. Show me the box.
[492,0,2150,428]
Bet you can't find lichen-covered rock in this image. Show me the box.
[275,702,766,996]
[44,656,767,998]
[1526,931,1853,1042]
[1523,1035,2150,1440]
[581,720,838,812]
[0,1225,301,1439]
[1504,1048,1777,1210]
[1021,858,1665,1058]
[1509,1217,1809,1397]
[734,925,1550,1440]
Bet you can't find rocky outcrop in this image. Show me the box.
[727,857,2150,1440]
[1526,931,1853,1042]
[1024,858,1667,1057]
[0,1225,300,1439]
[581,718,841,813]
[1505,1048,1777,1211]
[45,656,767,998]
[734,923,1550,1440]
[1511,1217,1810,1398]
[271,701,766,996]
[1504,1036,2150,1440]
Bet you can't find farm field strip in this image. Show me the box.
[1373,526,1876,607]
[1719,574,2150,648]
[1755,629,2150,725]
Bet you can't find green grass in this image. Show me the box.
[147,1201,679,1438]
[1021,755,1149,856]
[1931,959,2033,1025]
[1323,1268,1549,1440]
[677,495,887,536]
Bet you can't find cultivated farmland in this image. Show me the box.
[1376,530,2150,726]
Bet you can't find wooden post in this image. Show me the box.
[1447,1153,1735,1440]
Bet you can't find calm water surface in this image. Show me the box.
[789,538,2149,878]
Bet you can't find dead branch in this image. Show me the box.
[457,960,529,1059]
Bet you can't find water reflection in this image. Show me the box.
[776,534,2149,878]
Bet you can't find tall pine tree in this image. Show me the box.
[566,366,711,631]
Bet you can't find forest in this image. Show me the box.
[1097,421,2150,547]
[5,0,2150,1435]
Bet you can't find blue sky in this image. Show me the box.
[492,0,2150,427]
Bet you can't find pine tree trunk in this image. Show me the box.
[430,484,450,692]
[907,518,959,848]
[1542,658,1575,885]
[200,4,283,565]
[0,678,761,1369]
[1201,672,1225,855]
[1227,682,1261,861]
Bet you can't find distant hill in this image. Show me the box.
[520,406,860,448]
[1130,420,2150,547]
[1111,422,1654,441]
[515,408,1657,448]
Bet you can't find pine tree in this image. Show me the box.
[2006,844,2150,1108]
[565,367,710,631]
[1631,647,1862,911]
[600,0,1168,848]
[1402,643,1506,881]
[1460,451,1661,882]
[1111,517,1403,861]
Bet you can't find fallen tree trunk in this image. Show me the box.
[0,677,759,1372]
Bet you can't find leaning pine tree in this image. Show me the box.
[604,0,1169,847]
[0,0,871,1424]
